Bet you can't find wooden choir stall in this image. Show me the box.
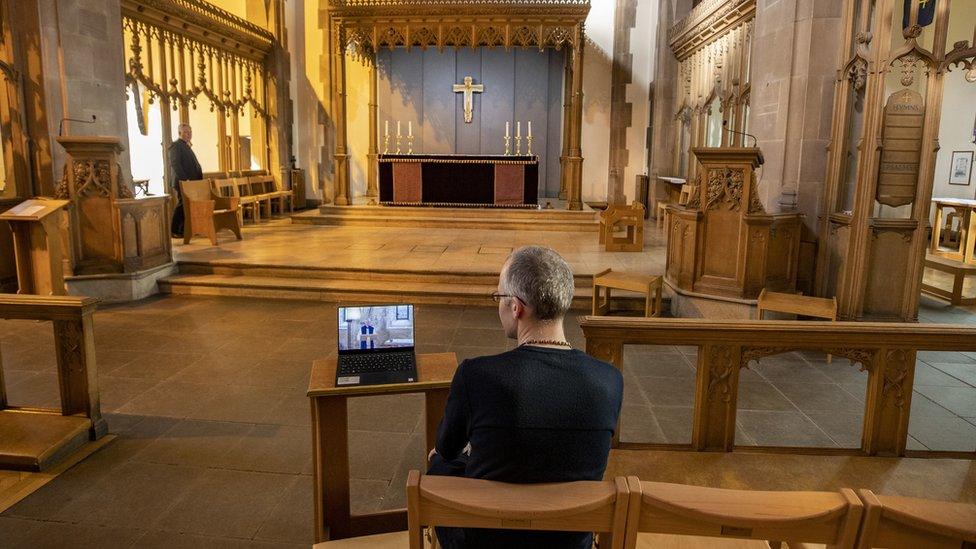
[665,147,802,301]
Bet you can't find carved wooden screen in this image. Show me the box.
[121,0,275,176]
[668,0,755,179]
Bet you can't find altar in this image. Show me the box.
[379,154,538,207]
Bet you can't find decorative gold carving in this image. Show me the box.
[847,57,868,91]
[896,52,924,86]
[823,348,876,372]
[668,0,754,61]
[748,174,764,213]
[706,345,736,403]
[705,167,744,211]
[72,160,113,199]
[941,39,976,82]
[740,346,795,366]
[881,349,912,409]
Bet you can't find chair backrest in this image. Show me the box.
[855,490,976,549]
[234,177,253,197]
[212,178,237,198]
[180,179,214,202]
[249,175,276,193]
[626,479,862,549]
[406,471,629,549]
[678,184,695,205]
[202,171,228,180]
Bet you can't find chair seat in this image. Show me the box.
[640,481,848,528]
[419,475,616,519]
[313,531,411,548]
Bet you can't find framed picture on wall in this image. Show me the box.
[949,151,973,186]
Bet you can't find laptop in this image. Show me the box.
[336,304,418,387]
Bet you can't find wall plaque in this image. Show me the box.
[877,88,925,207]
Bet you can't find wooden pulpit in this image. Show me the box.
[665,147,802,300]
[56,136,171,275]
[0,199,70,295]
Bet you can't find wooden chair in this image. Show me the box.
[180,179,242,245]
[600,201,646,252]
[406,470,630,549]
[624,479,863,549]
[855,490,976,548]
[679,184,695,206]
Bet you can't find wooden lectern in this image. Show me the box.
[665,147,802,300]
[0,199,70,295]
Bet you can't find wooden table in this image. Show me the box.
[930,197,976,265]
[921,253,976,305]
[308,352,458,542]
[592,269,663,317]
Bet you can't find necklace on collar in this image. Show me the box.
[520,339,572,348]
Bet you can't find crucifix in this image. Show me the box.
[452,76,483,123]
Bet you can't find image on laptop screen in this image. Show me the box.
[337,305,415,351]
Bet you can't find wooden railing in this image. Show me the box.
[0,295,106,438]
[581,316,976,458]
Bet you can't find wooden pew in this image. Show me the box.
[248,175,292,216]
[624,478,863,549]
[225,176,262,223]
[181,179,242,245]
[855,490,976,548]
[406,470,630,549]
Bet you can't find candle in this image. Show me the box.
[528,121,532,138]
[385,120,389,136]
[505,121,510,137]
[516,121,521,138]
[408,121,412,137]
[397,120,401,136]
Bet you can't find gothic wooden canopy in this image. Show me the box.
[329,0,590,54]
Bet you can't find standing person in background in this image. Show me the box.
[169,123,203,238]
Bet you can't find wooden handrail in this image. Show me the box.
[0,295,99,321]
[580,316,976,457]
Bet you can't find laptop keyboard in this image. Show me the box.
[338,352,414,376]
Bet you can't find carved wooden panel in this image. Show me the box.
[863,224,914,320]
[863,347,916,456]
[692,343,741,451]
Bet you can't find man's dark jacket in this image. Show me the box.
[430,346,624,549]
[168,138,202,236]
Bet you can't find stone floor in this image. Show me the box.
[1,295,975,547]
[172,218,667,276]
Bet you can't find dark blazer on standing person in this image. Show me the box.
[168,138,202,237]
[169,138,203,192]
[430,345,624,549]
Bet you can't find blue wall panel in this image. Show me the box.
[377,48,564,195]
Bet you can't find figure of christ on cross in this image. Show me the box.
[453,76,484,123]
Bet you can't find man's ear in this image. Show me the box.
[511,297,525,319]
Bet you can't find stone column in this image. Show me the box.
[331,21,350,206]
[365,60,378,199]
[566,25,586,211]
[748,0,843,224]
[606,0,637,206]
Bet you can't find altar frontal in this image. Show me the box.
[379,155,539,207]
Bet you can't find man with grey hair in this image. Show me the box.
[169,123,202,238]
[429,246,623,549]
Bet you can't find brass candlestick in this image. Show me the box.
[395,133,402,154]
[504,135,511,156]
[526,135,533,156]
[382,132,390,154]
[515,136,522,155]
[407,134,414,155]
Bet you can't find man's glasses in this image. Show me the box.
[490,292,523,304]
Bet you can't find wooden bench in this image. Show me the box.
[600,202,646,252]
[407,471,630,549]
[757,289,836,362]
[624,479,863,549]
[181,179,242,245]
[921,254,976,306]
[248,174,293,216]
[593,269,664,317]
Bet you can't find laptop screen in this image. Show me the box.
[337,305,415,353]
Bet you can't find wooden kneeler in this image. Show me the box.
[406,470,630,549]
[181,179,242,245]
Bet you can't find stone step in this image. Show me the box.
[316,203,597,220]
[159,271,657,310]
[175,261,593,286]
[292,212,599,232]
